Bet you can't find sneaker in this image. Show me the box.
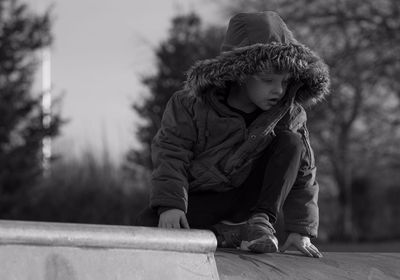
[210,219,247,248]
[241,213,279,254]
[211,213,278,254]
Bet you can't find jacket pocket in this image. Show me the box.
[188,160,230,192]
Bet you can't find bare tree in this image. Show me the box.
[221,0,400,240]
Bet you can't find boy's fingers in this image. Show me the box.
[173,221,181,228]
[298,245,313,257]
[181,215,190,229]
[308,245,323,258]
[307,246,321,258]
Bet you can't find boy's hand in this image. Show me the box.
[280,232,323,258]
[158,209,190,229]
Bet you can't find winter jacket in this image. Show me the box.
[149,11,330,238]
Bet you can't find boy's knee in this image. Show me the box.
[272,130,304,155]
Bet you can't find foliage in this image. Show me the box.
[4,149,149,225]
[124,12,225,172]
[0,0,65,216]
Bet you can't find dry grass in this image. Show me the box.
[5,149,150,225]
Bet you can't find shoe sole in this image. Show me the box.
[220,220,247,226]
[241,235,279,253]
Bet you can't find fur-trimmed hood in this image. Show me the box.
[183,11,330,108]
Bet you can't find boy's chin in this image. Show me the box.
[258,103,273,111]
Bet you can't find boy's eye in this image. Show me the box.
[253,75,273,83]
[260,78,273,83]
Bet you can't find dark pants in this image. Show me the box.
[134,130,304,230]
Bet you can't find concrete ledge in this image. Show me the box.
[0,219,217,253]
[2,220,400,280]
[0,219,220,280]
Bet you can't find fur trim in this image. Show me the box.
[183,42,330,107]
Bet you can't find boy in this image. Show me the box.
[134,11,330,258]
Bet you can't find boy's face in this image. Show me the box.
[244,71,290,111]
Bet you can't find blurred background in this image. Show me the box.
[1,0,399,251]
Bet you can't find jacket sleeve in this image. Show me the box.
[157,206,176,216]
[149,91,197,214]
[283,123,319,238]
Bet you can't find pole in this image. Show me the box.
[41,46,52,178]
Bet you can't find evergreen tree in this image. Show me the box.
[124,12,224,175]
[0,0,64,216]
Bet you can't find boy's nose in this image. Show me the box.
[270,86,284,99]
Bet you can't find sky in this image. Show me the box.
[30,0,225,166]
